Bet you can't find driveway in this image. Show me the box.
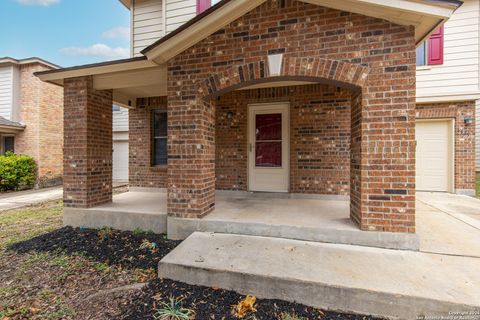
[417,192,480,258]
[0,186,63,212]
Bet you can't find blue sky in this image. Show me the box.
[0,0,130,67]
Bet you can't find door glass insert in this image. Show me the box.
[255,113,282,167]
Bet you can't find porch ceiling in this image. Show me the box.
[36,57,167,109]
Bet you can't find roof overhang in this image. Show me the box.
[35,57,167,108]
[301,0,462,45]
[0,117,25,133]
[0,125,25,133]
[118,0,130,9]
[0,57,60,69]
[36,0,461,107]
[142,0,462,63]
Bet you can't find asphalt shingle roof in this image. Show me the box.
[0,116,25,129]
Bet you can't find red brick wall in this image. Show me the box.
[129,97,168,188]
[216,84,351,195]
[15,63,63,187]
[416,101,476,192]
[63,76,112,208]
[166,0,416,232]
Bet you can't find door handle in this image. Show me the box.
[249,143,253,152]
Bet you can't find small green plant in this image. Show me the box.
[133,227,155,235]
[279,312,307,320]
[153,296,195,320]
[94,262,110,272]
[140,239,159,253]
[133,227,145,235]
[0,152,37,191]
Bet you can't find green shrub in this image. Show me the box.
[0,152,37,191]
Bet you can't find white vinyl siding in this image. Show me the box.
[132,0,164,56]
[131,0,197,56]
[113,140,129,181]
[113,107,129,181]
[11,66,20,122]
[165,0,196,33]
[113,106,129,132]
[0,66,16,121]
[417,0,480,101]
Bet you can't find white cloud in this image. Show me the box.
[102,27,130,41]
[16,0,60,6]
[60,44,129,60]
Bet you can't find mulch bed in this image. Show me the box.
[9,226,181,270]
[7,226,382,319]
[121,278,381,320]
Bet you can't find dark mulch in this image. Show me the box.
[7,226,383,319]
[121,278,382,320]
[8,226,180,270]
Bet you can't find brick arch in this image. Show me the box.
[197,57,370,100]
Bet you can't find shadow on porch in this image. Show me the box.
[64,190,419,251]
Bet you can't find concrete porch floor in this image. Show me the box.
[64,189,480,255]
[168,191,419,250]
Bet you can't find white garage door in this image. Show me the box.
[113,140,129,181]
[416,120,453,192]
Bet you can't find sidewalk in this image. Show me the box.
[0,186,63,212]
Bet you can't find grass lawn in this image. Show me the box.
[0,201,381,320]
[477,173,480,198]
[0,201,169,319]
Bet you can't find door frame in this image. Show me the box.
[415,118,455,193]
[247,102,290,192]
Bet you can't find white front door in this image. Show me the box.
[248,103,289,192]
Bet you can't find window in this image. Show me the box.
[153,110,167,166]
[196,0,221,14]
[416,42,427,66]
[416,26,444,66]
[112,105,120,112]
[2,136,14,155]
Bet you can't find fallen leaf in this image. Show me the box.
[232,295,257,318]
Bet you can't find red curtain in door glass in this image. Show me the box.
[255,113,282,167]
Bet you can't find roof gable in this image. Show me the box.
[141,0,461,64]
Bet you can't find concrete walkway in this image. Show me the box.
[160,232,480,319]
[418,192,480,228]
[417,192,480,257]
[0,186,63,212]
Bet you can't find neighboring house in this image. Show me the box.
[37,0,461,238]
[416,0,478,194]
[0,57,63,187]
[113,105,129,181]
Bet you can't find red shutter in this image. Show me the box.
[196,0,211,14]
[428,26,444,65]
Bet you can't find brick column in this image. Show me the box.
[63,76,113,208]
[350,77,416,233]
[167,83,215,218]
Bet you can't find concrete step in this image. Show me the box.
[159,232,480,319]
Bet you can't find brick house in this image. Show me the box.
[0,57,63,187]
[415,0,478,194]
[36,0,462,247]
